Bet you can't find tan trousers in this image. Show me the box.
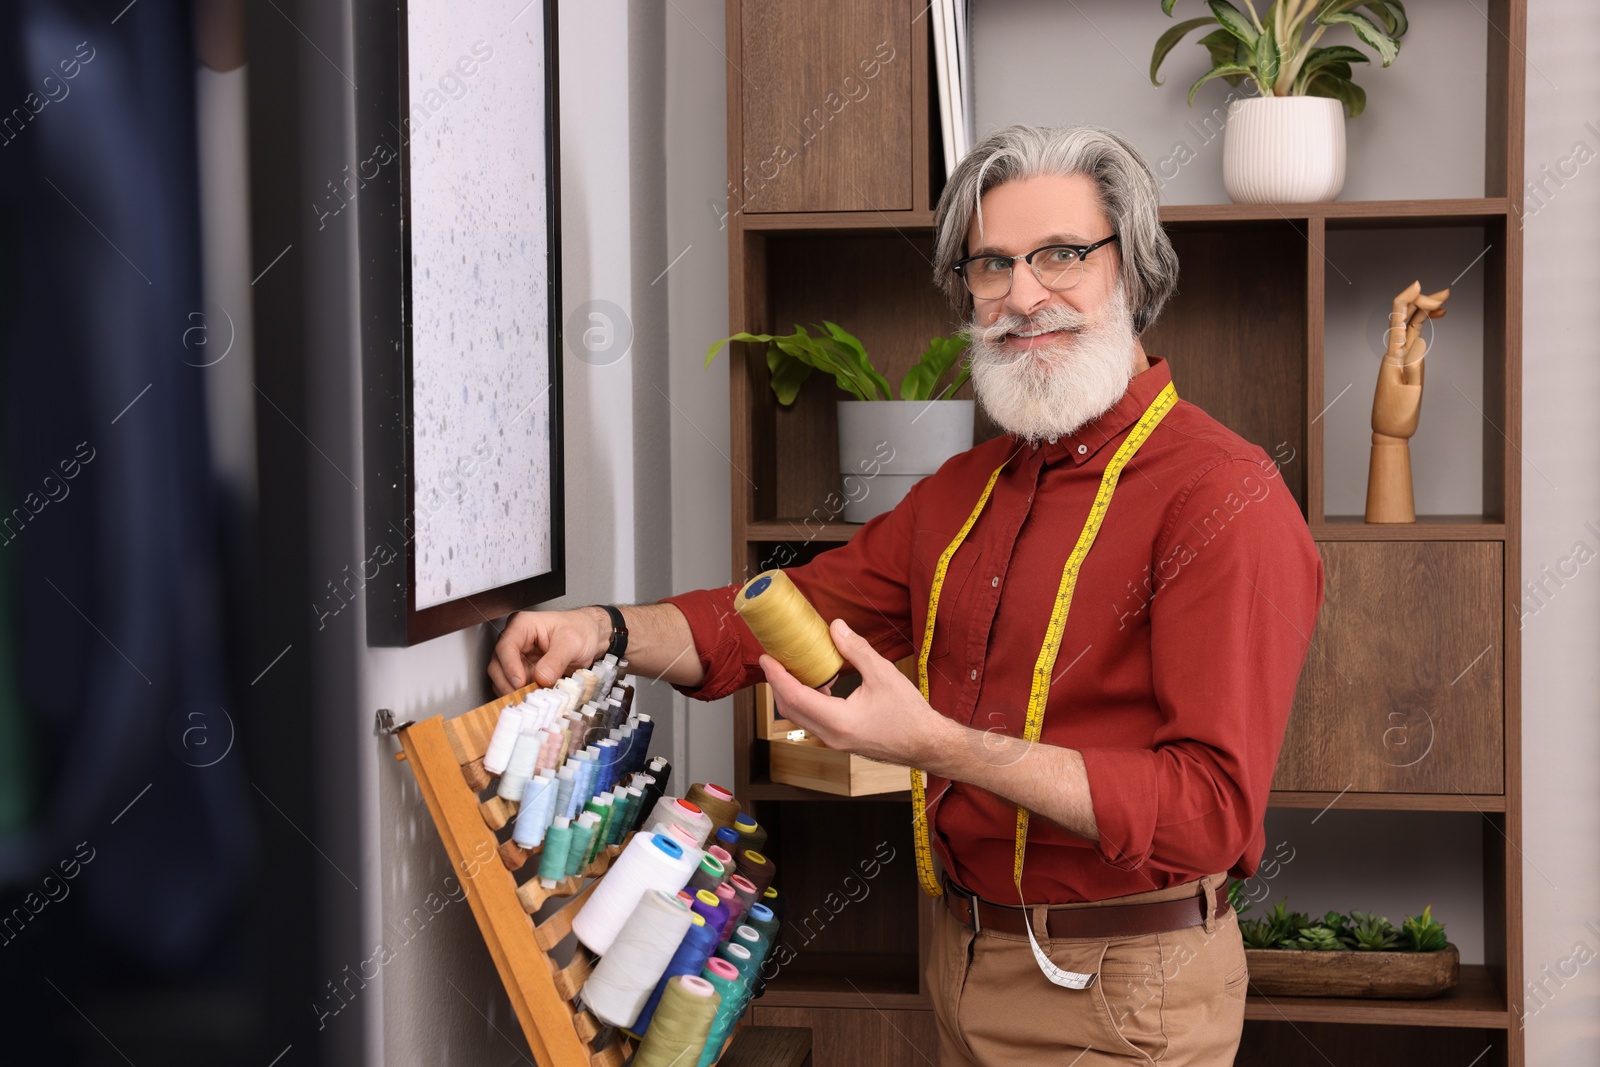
[927,873,1247,1066]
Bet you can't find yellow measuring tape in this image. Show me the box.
[912,381,1178,898]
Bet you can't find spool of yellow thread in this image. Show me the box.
[734,569,844,688]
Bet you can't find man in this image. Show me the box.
[490,125,1323,1065]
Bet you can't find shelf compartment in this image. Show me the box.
[756,951,924,1009]
[1245,963,1505,1028]
[1278,541,1504,795]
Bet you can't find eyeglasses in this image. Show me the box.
[951,234,1120,300]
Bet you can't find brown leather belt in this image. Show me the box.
[942,879,1229,939]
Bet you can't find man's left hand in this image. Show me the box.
[758,618,953,767]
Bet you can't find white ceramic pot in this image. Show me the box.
[1223,95,1346,204]
[837,400,974,523]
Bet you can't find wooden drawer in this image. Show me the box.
[1274,541,1504,794]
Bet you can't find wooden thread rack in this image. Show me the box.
[391,681,737,1067]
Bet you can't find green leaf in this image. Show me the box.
[1318,10,1400,66]
[1254,23,1280,89]
[1362,0,1407,38]
[900,335,969,401]
[765,346,814,406]
[1188,62,1255,106]
[1207,0,1258,47]
[1161,0,1180,15]
[706,330,783,368]
[1196,28,1247,85]
[936,361,972,401]
[1150,16,1219,85]
[1306,71,1367,118]
[819,321,892,400]
[1293,44,1368,93]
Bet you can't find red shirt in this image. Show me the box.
[661,357,1324,904]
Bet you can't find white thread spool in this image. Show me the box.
[650,798,714,849]
[498,733,540,801]
[580,889,695,1028]
[483,705,524,775]
[572,833,696,955]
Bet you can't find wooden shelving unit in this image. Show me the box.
[720,2,1524,1064]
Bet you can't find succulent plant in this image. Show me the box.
[1291,925,1344,951]
[1402,904,1449,952]
[1343,909,1400,951]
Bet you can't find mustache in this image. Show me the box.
[965,303,1093,347]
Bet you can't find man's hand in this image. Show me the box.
[489,608,610,695]
[759,617,955,767]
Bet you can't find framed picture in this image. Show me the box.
[357,0,564,646]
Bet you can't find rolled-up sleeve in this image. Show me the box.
[657,485,922,703]
[1077,457,1323,876]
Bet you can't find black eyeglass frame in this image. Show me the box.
[951,233,1121,297]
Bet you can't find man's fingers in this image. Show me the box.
[828,617,890,680]
[759,654,833,730]
[488,658,511,696]
[494,621,535,690]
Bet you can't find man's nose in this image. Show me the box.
[1003,264,1052,319]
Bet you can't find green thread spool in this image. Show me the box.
[633,974,720,1067]
[564,812,599,878]
[695,958,743,1067]
[582,795,613,866]
[603,786,630,847]
[732,924,769,974]
[536,817,573,887]
[687,854,725,895]
[732,814,767,856]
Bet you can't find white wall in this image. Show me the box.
[288,0,730,1062]
[1518,2,1600,1056]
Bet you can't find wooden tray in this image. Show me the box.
[390,682,739,1066]
[1245,944,1460,998]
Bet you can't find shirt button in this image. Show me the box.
[1031,441,1039,452]
[991,576,999,587]
[1076,444,1088,455]
[970,669,978,681]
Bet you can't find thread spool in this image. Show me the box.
[713,826,741,855]
[736,849,776,897]
[714,882,741,941]
[651,798,714,849]
[483,705,525,775]
[708,845,734,872]
[685,783,741,835]
[632,912,720,1035]
[580,889,694,1028]
[553,766,577,822]
[728,874,760,924]
[635,974,720,1067]
[733,569,844,688]
[695,958,742,1067]
[732,815,767,856]
[565,811,601,878]
[689,888,728,935]
[537,817,573,887]
[687,854,726,895]
[618,786,645,838]
[512,773,556,849]
[581,795,614,868]
[572,833,695,955]
[732,923,769,974]
[497,733,540,801]
[697,941,755,1067]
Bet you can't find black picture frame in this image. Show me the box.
[357,0,564,646]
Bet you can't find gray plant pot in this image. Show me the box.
[837,399,975,523]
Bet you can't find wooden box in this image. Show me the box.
[754,660,912,797]
[1246,945,1461,999]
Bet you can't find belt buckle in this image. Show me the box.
[946,878,981,934]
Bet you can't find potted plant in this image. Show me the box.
[1230,886,1458,998]
[706,323,973,523]
[1149,0,1410,203]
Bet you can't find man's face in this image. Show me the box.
[959,173,1141,443]
[963,172,1122,347]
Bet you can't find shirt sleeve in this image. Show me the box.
[656,483,923,703]
[1076,456,1324,876]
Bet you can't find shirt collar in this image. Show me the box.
[1013,356,1174,467]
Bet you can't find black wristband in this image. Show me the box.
[599,604,629,659]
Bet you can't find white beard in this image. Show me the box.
[964,284,1139,444]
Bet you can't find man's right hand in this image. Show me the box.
[489,607,611,695]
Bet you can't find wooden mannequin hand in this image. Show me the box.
[1372,280,1450,440]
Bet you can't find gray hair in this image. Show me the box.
[933,124,1178,334]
